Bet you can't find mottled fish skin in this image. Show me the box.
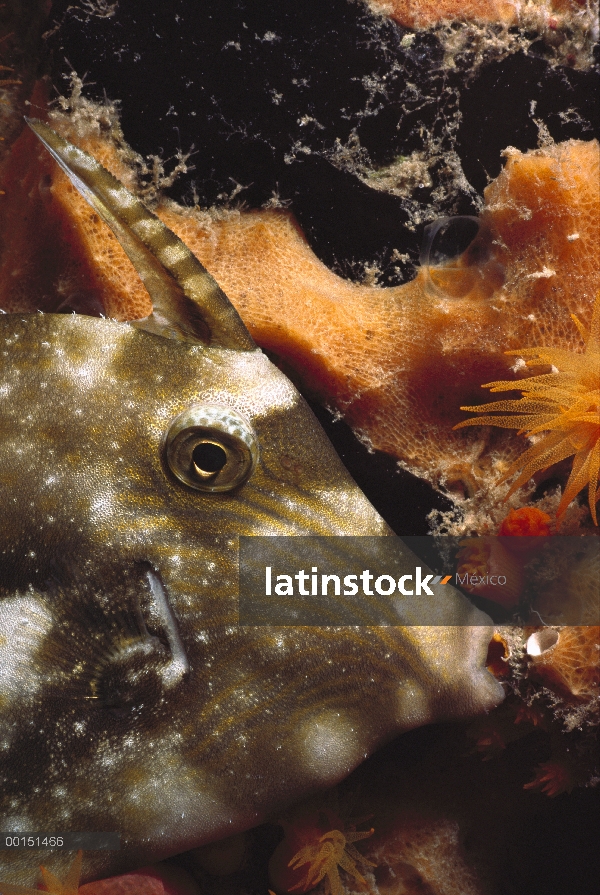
[0,124,503,886]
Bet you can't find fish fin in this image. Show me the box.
[39,865,65,891]
[63,850,83,893]
[25,118,255,351]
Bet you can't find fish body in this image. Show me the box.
[0,124,502,886]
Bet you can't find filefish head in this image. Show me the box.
[0,123,502,886]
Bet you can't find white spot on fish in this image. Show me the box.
[0,594,54,731]
[299,712,359,784]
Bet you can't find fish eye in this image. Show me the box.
[165,405,258,492]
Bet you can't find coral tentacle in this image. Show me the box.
[455,292,600,523]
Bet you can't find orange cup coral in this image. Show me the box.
[526,626,600,701]
[456,292,600,524]
[269,804,374,895]
[523,758,577,797]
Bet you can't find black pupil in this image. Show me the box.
[192,441,228,474]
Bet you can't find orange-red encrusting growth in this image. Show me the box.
[0,851,203,894]
[77,863,202,894]
[498,506,553,537]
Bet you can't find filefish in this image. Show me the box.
[0,122,503,886]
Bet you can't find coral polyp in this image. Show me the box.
[523,758,576,797]
[268,801,375,895]
[286,829,375,895]
[455,291,600,524]
[455,538,524,608]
